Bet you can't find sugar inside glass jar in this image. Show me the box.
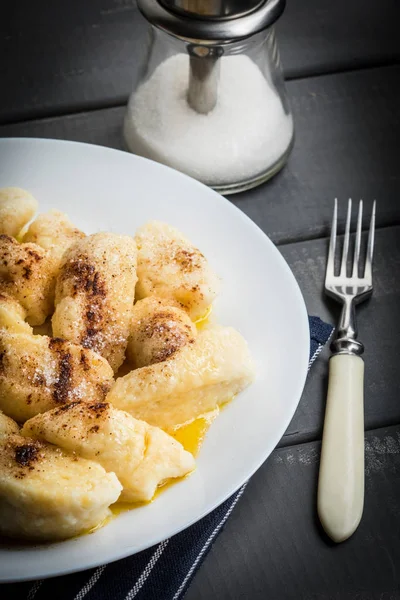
[124,0,294,194]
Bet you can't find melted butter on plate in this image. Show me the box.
[106,405,224,522]
[171,407,219,456]
[194,305,212,331]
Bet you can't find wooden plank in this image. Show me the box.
[1,66,399,243]
[280,225,400,446]
[0,1,148,124]
[233,65,400,244]
[186,424,400,600]
[278,0,400,80]
[0,0,399,123]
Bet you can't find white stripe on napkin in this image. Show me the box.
[73,565,107,600]
[26,580,43,600]
[124,539,170,600]
[172,482,248,600]
[308,329,334,369]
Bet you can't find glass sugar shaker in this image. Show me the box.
[124,0,294,194]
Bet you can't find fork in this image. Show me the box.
[317,198,376,543]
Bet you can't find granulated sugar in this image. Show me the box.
[124,54,293,186]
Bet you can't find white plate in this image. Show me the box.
[0,138,309,582]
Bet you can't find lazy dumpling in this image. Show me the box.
[0,410,19,440]
[0,187,38,238]
[0,234,57,325]
[0,294,114,422]
[23,210,85,263]
[0,291,32,334]
[53,232,138,372]
[107,325,255,431]
[0,433,121,541]
[23,401,195,502]
[0,210,86,326]
[0,334,115,422]
[135,221,220,321]
[127,297,197,368]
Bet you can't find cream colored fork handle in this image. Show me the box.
[317,354,365,543]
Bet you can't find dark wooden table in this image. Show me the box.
[1,1,400,597]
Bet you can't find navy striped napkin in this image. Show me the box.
[2,316,333,600]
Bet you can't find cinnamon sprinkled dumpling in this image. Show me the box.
[0,433,122,541]
[52,232,138,372]
[0,294,114,422]
[23,401,195,502]
[135,221,220,321]
[0,234,57,326]
[127,297,197,368]
[23,209,85,263]
[107,325,255,431]
[0,210,85,326]
[0,291,32,334]
[0,187,38,238]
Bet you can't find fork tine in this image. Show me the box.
[364,200,376,282]
[326,198,337,281]
[352,200,363,278]
[340,198,352,276]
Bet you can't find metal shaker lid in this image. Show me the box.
[137,0,285,41]
[159,0,265,19]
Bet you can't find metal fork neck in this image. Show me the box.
[330,297,365,356]
[338,296,357,339]
[331,337,364,355]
